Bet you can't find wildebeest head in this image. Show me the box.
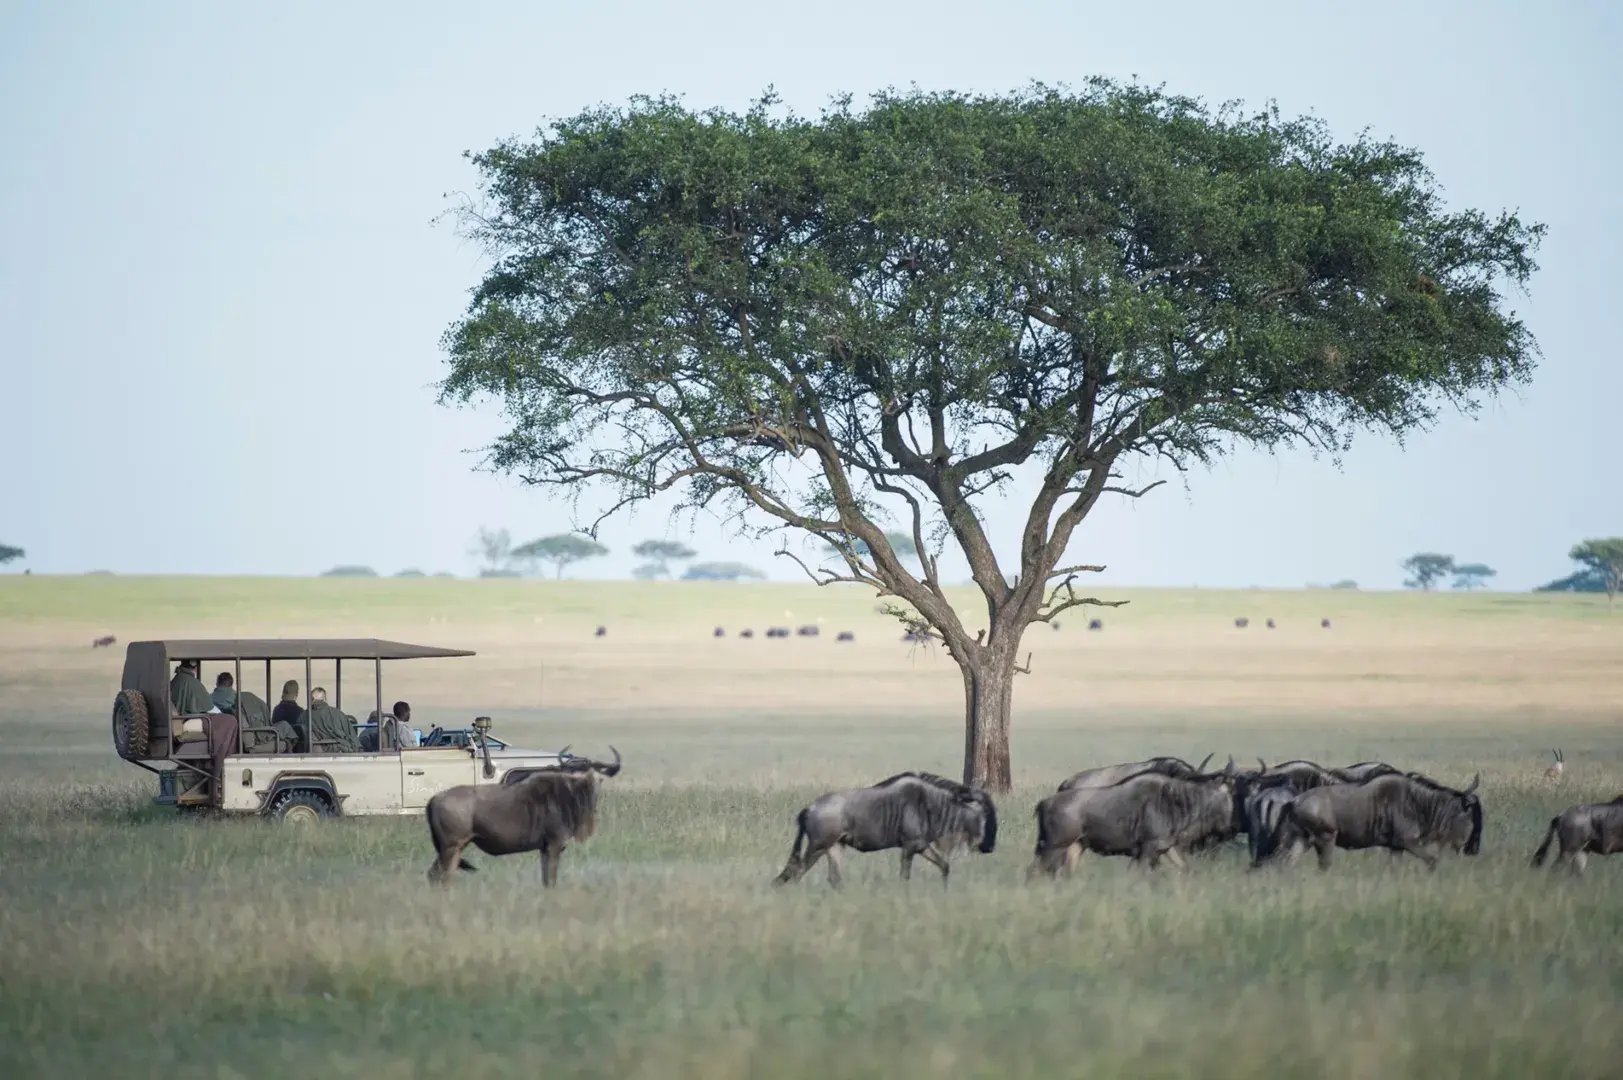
[559,746,622,779]
[946,784,998,853]
[1407,771,1482,855]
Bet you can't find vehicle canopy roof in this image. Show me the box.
[135,639,476,661]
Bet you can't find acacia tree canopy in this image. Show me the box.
[512,533,609,578]
[442,82,1542,789]
[0,544,23,565]
[1569,538,1623,607]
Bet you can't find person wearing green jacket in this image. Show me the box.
[169,660,214,715]
[306,687,359,753]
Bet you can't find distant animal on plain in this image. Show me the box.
[1321,618,1332,629]
[773,772,997,888]
[1266,618,1276,629]
[1088,619,1102,631]
[796,625,820,637]
[1530,795,1623,874]
[739,629,754,639]
[836,631,855,642]
[713,626,725,638]
[1543,749,1564,781]
[425,749,621,886]
[901,628,932,644]
[594,626,607,637]
[1234,617,1249,629]
[766,627,790,639]
[92,635,116,649]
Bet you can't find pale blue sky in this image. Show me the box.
[2,1,1617,588]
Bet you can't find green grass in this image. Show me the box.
[0,578,1619,1078]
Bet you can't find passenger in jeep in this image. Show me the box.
[170,660,213,714]
[307,687,360,753]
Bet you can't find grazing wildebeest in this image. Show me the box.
[1244,784,1298,865]
[92,635,117,648]
[713,626,726,638]
[836,630,855,642]
[740,629,755,639]
[1331,761,1401,784]
[1056,754,1213,792]
[772,772,997,888]
[1234,617,1250,629]
[901,628,932,643]
[767,627,790,639]
[425,748,622,886]
[594,625,607,637]
[1543,748,1564,781]
[1087,618,1103,631]
[1266,618,1276,629]
[1530,795,1623,874]
[1321,618,1332,629]
[796,624,820,637]
[1268,772,1481,871]
[1031,766,1240,877]
[1251,759,1339,792]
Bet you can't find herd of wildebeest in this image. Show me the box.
[424,748,1622,886]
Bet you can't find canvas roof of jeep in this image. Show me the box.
[136,639,476,660]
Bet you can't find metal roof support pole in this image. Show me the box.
[374,658,383,752]
[235,658,244,756]
[335,659,342,712]
[304,657,312,754]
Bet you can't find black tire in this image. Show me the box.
[112,688,151,761]
[268,788,333,824]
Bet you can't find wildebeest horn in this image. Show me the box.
[594,745,622,777]
[1257,757,1268,772]
[1462,773,1480,796]
[1196,753,1213,772]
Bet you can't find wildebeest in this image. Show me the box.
[92,635,117,649]
[594,625,607,637]
[1331,761,1401,784]
[1543,748,1564,781]
[1087,618,1103,631]
[772,772,997,888]
[836,630,855,642]
[425,748,622,886]
[1031,766,1240,876]
[1530,795,1623,874]
[1056,754,1213,792]
[1268,772,1481,871]
[1244,784,1298,864]
[1234,617,1250,629]
[1321,618,1332,629]
[1247,759,1338,792]
[766,627,790,639]
[740,629,755,639]
[1266,618,1276,629]
[796,624,820,637]
[713,626,726,638]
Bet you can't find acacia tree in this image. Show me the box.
[1402,553,1456,590]
[632,539,698,577]
[1569,538,1623,608]
[1451,563,1495,590]
[512,533,609,578]
[442,84,1541,790]
[0,544,23,565]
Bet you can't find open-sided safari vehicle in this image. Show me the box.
[112,639,571,822]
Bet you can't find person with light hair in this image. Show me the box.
[306,686,359,753]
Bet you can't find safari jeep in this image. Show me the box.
[112,639,571,822]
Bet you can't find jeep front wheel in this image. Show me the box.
[269,789,333,824]
[111,689,151,760]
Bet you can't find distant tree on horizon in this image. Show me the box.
[1451,563,1495,590]
[513,534,609,579]
[682,561,765,582]
[394,568,427,578]
[471,527,513,575]
[1567,538,1623,609]
[631,539,697,578]
[321,565,378,578]
[1402,553,1455,591]
[0,544,23,565]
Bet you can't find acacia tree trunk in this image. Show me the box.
[959,645,1016,791]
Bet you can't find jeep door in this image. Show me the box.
[401,747,479,808]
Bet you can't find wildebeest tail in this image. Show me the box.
[1530,816,1560,867]
[772,808,809,885]
[1259,802,1299,865]
[1033,801,1050,856]
[979,793,998,853]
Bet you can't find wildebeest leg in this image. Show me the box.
[917,844,950,885]
[542,842,566,887]
[1313,833,1335,871]
[1568,850,1587,876]
[1392,837,1437,871]
[429,840,467,886]
[1162,846,1188,870]
[825,844,845,889]
[899,849,913,881]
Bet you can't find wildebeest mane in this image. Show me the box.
[517,770,601,839]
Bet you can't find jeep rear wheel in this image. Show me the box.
[111,689,151,761]
[269,789,333,824]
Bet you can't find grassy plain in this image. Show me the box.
[0,576,1619,1078]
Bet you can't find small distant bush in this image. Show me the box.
[84,569,115,576]
[478,568,522,578]
[682,561,765,582]
[320,565,378,578]
[394,568,426,578]
[433,571,456,578]
[1331,580,1358,590]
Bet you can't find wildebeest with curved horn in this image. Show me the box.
[1331,761,1402,784]
[1057,754,1213,792]
[773,772,997,888]
[1530,795,1623,874]
[1030,764,1240,877]
[425,748,621,886]
[1267,772,1481,871]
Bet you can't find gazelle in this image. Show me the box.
[1543,748,1564,781]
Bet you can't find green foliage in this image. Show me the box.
[441,82,1543,783]
[0,544,23,565]
[471,527,513,574]
[393,568,426,578]
[1567,538,1623,605]
[1535,569,1607,593]
[681,561,764,581]
[1402,553,1455,590]
[319,565,378,578]
[1451,563,1495,590]
[1331,579,1359,590]
[512,533,610,578]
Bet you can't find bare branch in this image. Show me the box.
[1102,480,1168,499]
